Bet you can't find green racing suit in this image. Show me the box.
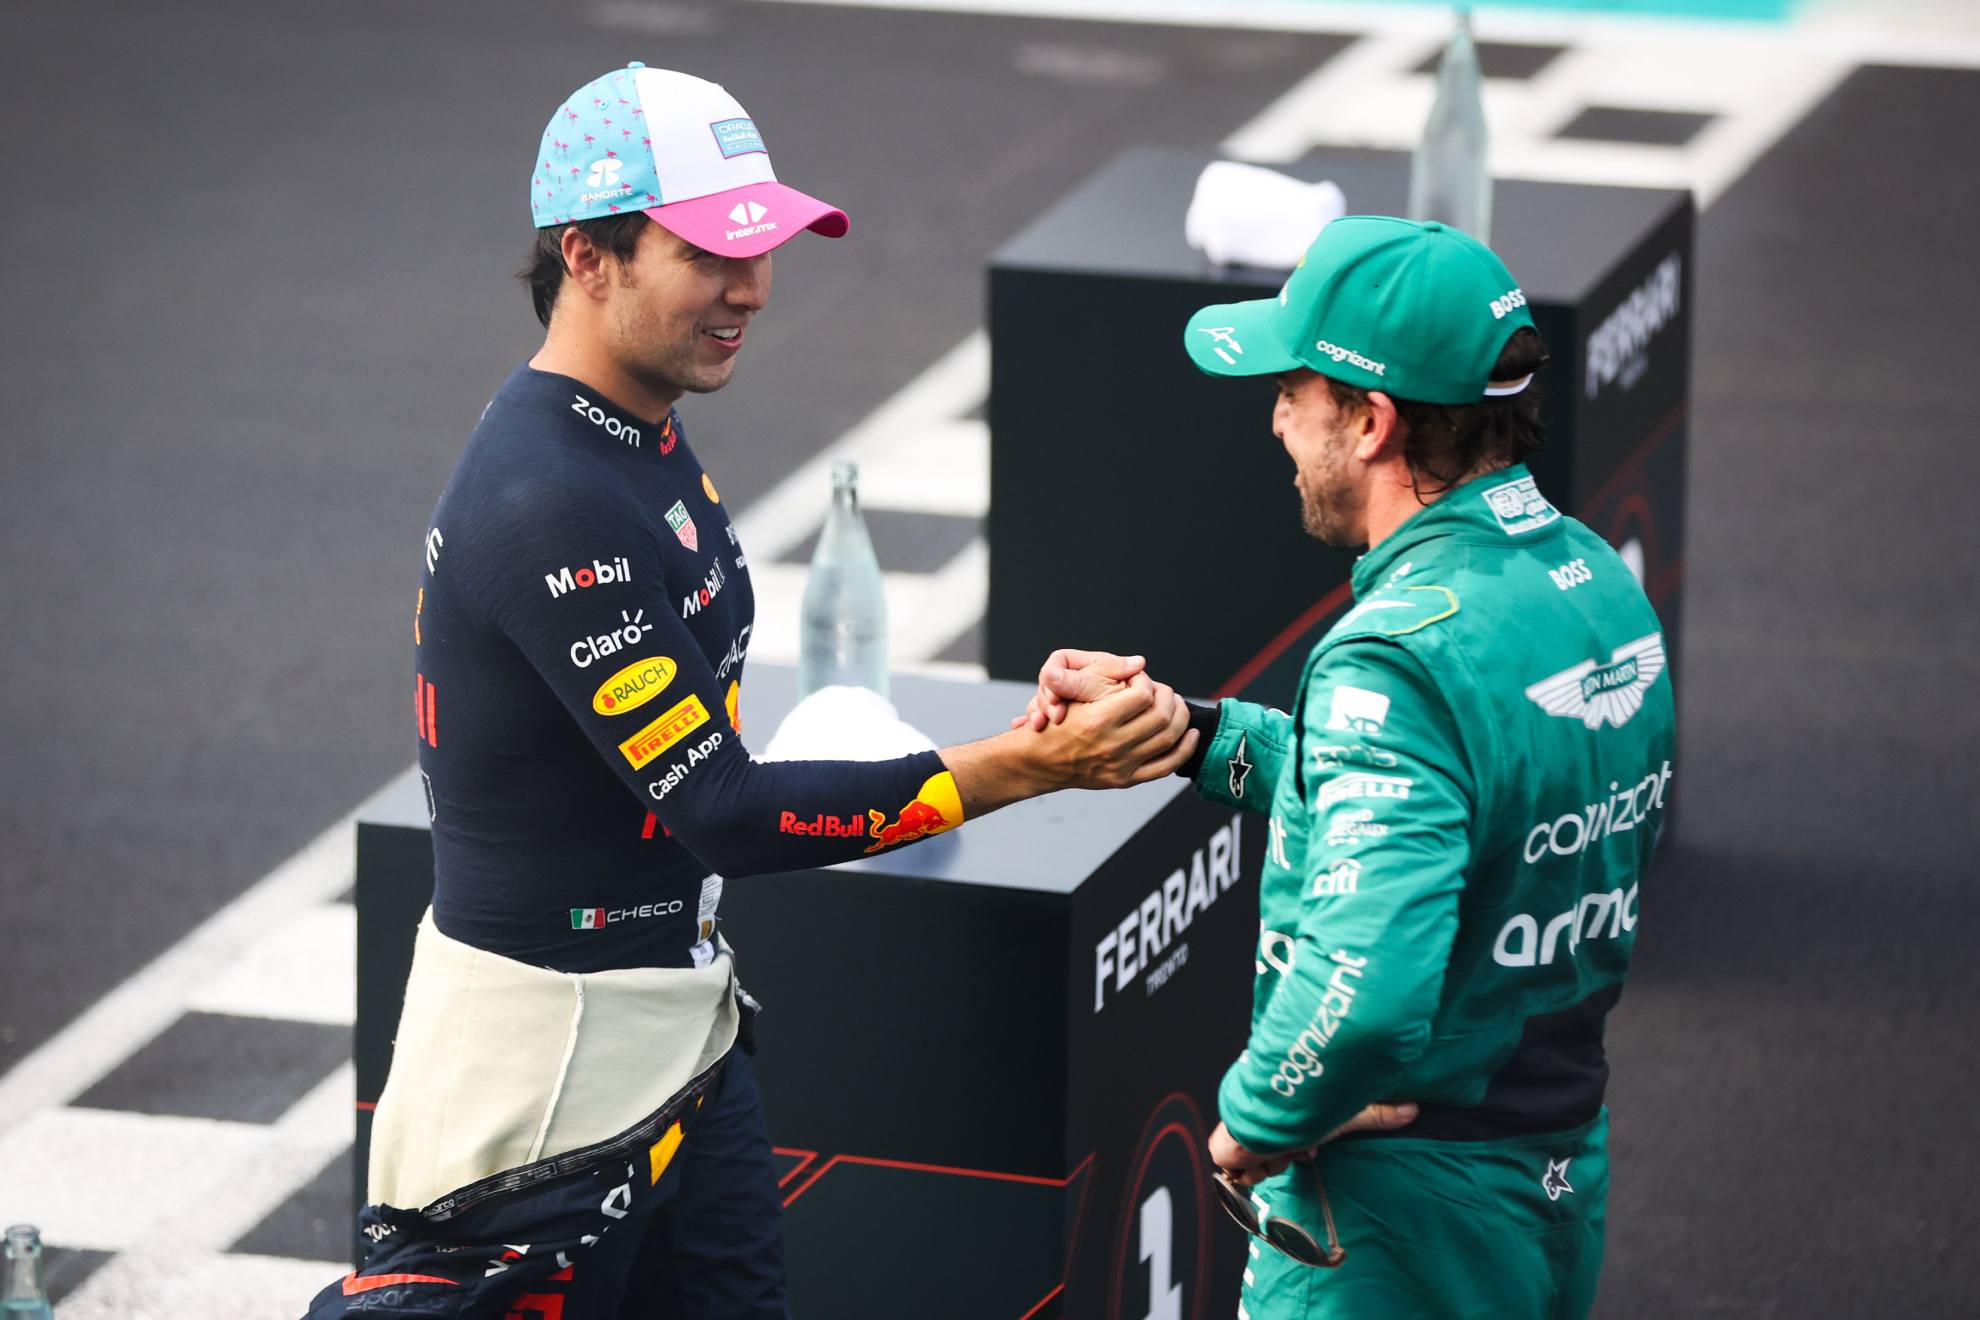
[1191,464,1676,1318]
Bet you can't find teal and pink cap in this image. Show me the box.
[528,63,848,257]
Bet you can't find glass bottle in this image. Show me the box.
[798,461,889,699]
[1408,7,1492,243]
[3,1225,54,1319]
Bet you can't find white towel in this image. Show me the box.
[761,684,938,763]
[1185,160,1347,270]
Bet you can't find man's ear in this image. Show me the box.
[559,228,610,299]
[1354,391,1403,462]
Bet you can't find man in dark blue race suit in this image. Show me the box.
[305,63,1198,1320]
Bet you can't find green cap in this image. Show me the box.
[1183,216,1536,405]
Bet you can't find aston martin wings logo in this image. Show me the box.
[1524,632,1666,730]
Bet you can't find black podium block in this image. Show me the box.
[355,665,1269,1317]
[986,147,1691,706]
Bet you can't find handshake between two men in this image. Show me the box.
[968,647,1419,1182]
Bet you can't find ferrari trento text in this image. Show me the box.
[1093,816,1243,1012]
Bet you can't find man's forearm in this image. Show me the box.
[941,729,1067,818]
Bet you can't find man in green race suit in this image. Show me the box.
[1028,217,1675,1317]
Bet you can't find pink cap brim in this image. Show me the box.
[645,182,849,259]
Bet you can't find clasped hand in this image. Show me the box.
[1007,648,1196,790]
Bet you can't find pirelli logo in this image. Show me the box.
[619,694,711,770]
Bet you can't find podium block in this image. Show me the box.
[986,147,1691,705]
[356,665,1269,1317]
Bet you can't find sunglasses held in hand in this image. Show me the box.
[1212,1157,1347,1269]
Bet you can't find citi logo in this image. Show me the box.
[571,394,640,446]
[587,159,623,188]
[545,557,633,597]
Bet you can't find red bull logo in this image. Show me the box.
[863,772,965,854]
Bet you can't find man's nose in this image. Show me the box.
[725,255,771,310]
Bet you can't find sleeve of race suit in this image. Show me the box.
[1189,699,1294,815]
[474,475,963,876]
[1217,640,1477,1153]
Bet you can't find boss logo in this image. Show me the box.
[1490,287,1528,320]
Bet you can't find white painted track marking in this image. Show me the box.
[0,806,359,1137]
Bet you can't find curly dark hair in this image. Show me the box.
[1320,326,1550,497]
[516,213,652,328]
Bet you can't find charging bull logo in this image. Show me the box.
[864,772,965,854]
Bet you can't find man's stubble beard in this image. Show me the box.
[609,267,737,401]
[1298,434,1366,551]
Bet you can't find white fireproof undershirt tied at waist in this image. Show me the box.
[367,910,741,1212]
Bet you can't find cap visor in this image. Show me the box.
[1183,297,1301,377]
[647,181,849,259]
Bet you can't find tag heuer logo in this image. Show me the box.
[1525,632,1665,730]
[664,500,699,552]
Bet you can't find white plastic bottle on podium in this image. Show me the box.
[1408,7,1492,244]
[798,460,889,699]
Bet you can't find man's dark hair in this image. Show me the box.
[517,214,651,329]
[1321,325,1549,497]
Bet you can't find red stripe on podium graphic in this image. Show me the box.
[1215,580,1355,701]
[779,1149,1096,1318]
[772,1147,820,1189]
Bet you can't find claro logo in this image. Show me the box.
[591,656,677,715]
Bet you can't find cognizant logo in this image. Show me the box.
[1267,948,1368,1098]
[1314,340,1386,375]
[1523,760,1673,863]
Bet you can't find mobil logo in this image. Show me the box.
[546,556,633,598]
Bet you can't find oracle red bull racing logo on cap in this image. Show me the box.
[863,771,965,853]
[710,117,766,158]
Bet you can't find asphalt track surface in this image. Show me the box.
[3,2,1978,1316]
